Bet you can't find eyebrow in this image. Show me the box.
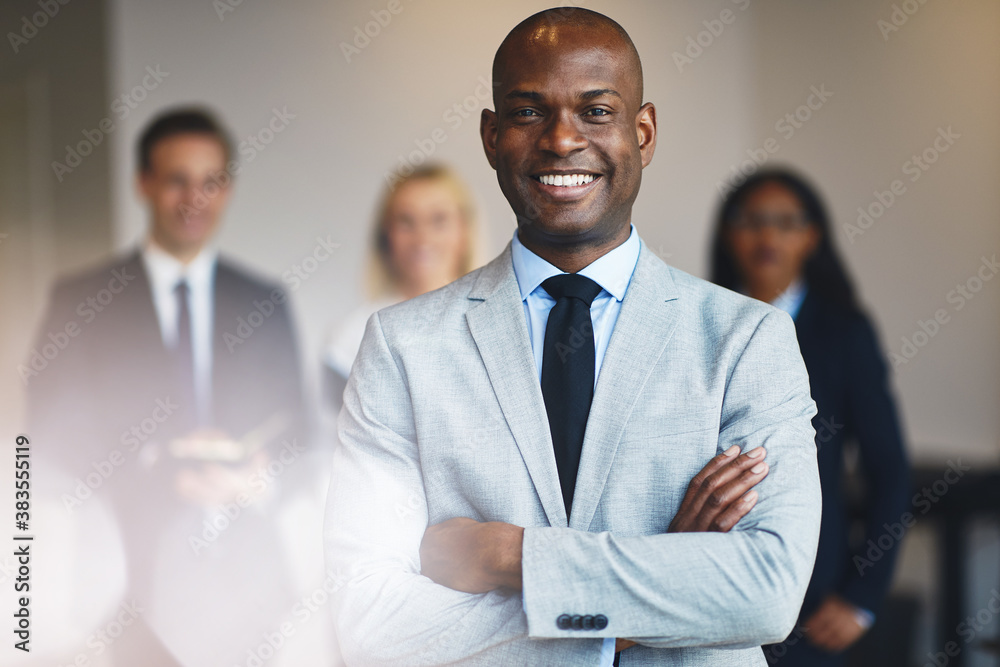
[580,88,622,100]
[503,88,623,102]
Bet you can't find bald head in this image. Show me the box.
[492,7,644,110]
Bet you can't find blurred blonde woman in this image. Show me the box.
[323,164,480,410]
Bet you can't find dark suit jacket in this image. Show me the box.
[793,290,910,619]
[25,249,307,600]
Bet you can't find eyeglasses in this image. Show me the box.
[730,212,811,233]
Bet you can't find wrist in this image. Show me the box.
[487,522,524,590]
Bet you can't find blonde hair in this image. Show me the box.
[366,163,480,300]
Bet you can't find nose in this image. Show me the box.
[181,182,201,206]
[537,111,588,157]
[756,224,781,243]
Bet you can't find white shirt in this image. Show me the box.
[141,240,217,424]
[324,296,402,379]
[510,224,641,667]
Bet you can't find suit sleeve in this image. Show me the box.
[25,282,102,472]
[265,293,310,452]
[521,309,822,648]
[838,314,910,613]
[323,312,601,666]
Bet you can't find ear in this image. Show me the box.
[480,108,498,170]
[636,102,657,168]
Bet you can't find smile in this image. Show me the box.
[534,173,598,187]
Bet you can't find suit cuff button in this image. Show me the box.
[556,614,572,630]
[595,614,609,630]
[571,614,584,630]
[582,615,595,630]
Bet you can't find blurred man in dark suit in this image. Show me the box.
[26,108,309,666]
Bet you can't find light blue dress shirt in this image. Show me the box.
[768,276,808,322]
[510,224,641,667]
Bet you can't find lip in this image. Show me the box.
[529,172,603,201]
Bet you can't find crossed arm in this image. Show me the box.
[324,310,821,665]
[420,445,774,654]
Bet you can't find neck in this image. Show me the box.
[746,275,798,303]
[399,274,459,300]
[150,234,204,266]
[516,223,630,273]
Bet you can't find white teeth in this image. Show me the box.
[538,174,596,187]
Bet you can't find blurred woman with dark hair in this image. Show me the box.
[711,168,911,666]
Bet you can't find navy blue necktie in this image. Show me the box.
[540,273,603,518]
[173,280,198,428]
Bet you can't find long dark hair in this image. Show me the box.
[709,168,858,312]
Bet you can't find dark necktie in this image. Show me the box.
[173,280,198,427]
[540,273,603,518]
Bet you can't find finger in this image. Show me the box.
[675,445,741,515]
[689,447,767,511]
[699,459,770,523]
[691,459,769,530]
[706,489,758,532]
[806,619,836,649]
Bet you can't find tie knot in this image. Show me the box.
[174,279,189,298]
[541,273,603,307]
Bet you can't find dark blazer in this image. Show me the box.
[770,289,911,665]
[25,249,307,602]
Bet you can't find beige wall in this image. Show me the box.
[104,0,998,465]
[0,0,112,434]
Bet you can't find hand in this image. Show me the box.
[174,449,270,508]
[616,638,637,652]
[667,445,768,533]
[613,447,769,653]
[803,594,868,652]
[420,518,524,594]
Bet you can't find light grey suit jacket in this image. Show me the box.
[324,238,822,666]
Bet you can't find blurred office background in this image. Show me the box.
[0,0,997,665]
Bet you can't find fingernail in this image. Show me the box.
[724,445,740,457]
[743,490,758,503]
[751,462,767,474]
[747,447,765,458]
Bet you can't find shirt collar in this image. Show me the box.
[510,224,640,302]
[141,238,218,292]
[770,277,808,320]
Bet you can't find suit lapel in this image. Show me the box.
[569,243,682,531]
[466,244,568,528]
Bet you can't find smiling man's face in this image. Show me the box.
[481,13,656,259]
